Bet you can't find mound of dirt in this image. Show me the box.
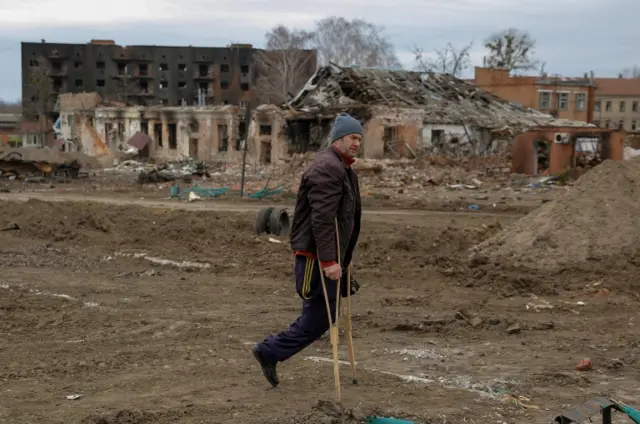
[471,158,640,271]
[0,147,102,169]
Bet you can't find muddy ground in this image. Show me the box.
[1,193,639,424]
[0,166,557,215]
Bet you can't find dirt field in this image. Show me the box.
[1,191,639,423]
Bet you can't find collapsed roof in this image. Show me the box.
[286,64,593,132]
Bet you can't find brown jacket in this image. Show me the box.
[290,147,362,268]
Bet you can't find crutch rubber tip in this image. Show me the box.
[352,379,358,385]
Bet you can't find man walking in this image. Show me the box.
[252,112,364,387]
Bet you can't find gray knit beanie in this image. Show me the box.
[328,113,363,143]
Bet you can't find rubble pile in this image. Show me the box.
[0,147,101,180]
[105,154,527,204]
[0,147,101,169]
[472,156,640,271]
[355,158,495,189]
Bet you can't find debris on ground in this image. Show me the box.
[119,158,212,184]
[0,148,98,180]
[471,157,640,271]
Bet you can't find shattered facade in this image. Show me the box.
[250,64,597,162]
[58,93,250,162]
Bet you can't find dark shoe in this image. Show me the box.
[252,345,279,387]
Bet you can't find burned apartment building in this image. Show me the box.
[249,64,625,174]
[22,39,317,121]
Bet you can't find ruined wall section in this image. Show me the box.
[364,106,424,158]
[250,105,287,164]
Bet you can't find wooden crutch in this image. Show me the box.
[344,264,358,384]
[317,248,342,401]
[334,219,357,384]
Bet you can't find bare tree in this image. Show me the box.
[619,66,640,78]
[484,28,539,72]
[254,25,316,104]
[24,56,53,144]
[413,42,473,77]
[313,17,401,68]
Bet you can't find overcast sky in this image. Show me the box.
[0,0,635,101]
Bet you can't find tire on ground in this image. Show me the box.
[268,207,290,236]
[255,206,274,235]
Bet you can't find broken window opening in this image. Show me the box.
[259,124,272,135]
[221,81,229,89]
[178,81,187,88]
[198,82,208,90]
[240,83,249,91]
[159,63,169,71]
[198,65,209,77]
[74,79,83,87]
[104,123,113,145]
[218,124,229,152]
[168,123,177,149]
[383,126,397,155]
[96,61,105,69]
[141,121,149,134]
[50,60,62,71]
[178,63,187,71]
[605,101,612,112]
[139,63,148,76]
[52,77,64,92]
[74,61,82,68]
[620,101,626,113]
[236,121,246,150]
[28,59,39,67]
[220,64,230,73]
[139,81,149,91]
[117,62,127,75]
[159,80,169,89]
[534,138,550,174]
[117,122,125,139]
[240,65,249,74]
[431,129,444,147]
[261,141,271,164]
[154,123,163,147]
[287,120,314,153]
[96,79,105,87]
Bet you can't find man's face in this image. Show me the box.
[334,133,362,158]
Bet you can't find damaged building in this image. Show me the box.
[57,92,249,161]
[249,64,625,174]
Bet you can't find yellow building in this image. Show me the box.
[593,78,640,131]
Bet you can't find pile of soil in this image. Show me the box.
[471,158,640,272]
[0,147,102,169]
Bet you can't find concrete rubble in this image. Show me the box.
[250,64,596,164]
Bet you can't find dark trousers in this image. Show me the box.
[258,255,340,364]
